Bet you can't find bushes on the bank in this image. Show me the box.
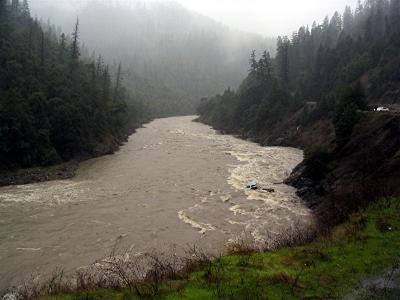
[8,197,397,300]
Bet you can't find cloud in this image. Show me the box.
[176,0,359,36]
[30,0,359,36]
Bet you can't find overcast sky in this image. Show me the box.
[31,0,359,36]
[176,0,359,36]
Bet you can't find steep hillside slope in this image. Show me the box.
[287,113,400,219]
[0,0,147,171]
[197,0,400,225]
[30,0,276,114]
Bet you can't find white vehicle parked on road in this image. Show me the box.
[376,107,390,112]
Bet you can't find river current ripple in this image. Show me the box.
[0,116,312,289]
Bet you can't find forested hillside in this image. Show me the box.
[0,0,148,170]
[198,0,400,220]
[198,0,400,140]
[30,0,276,115]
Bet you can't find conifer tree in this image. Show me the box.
[40,29,45,66]
[58,33,67,63]
[276,36,290,88]
[249,50,258,77]
[70,17,80,73]
[258,51,273,82]
[343,6,354,33]
[96,55,104,76]
[21,0,29,17]
[102,66,111,102]
[114,62,123,99]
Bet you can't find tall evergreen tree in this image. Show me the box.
[40,29,45,66]
[258,51,273,82]
[58,33,67,63]
[276,36,290,88]
[114,62,123,99]
[249,50,258,77]
[102,65,111,102]
[20,0,29,17]
[343,6,354,33]
[70,17,80,73]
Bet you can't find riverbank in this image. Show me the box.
[0,161,79,187]
[198,111,400,224]
[0,116,308,291]
[0,121,151,187]
[14,197,398,300]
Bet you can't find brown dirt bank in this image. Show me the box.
[0,161,79,187]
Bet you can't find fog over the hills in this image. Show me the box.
[30,0,359,36]
[29,0,279,115]
[176,0,359,36]
[27,0,359,115]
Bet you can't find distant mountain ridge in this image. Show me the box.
[30,0,276,115]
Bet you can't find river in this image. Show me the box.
[0,116,311,289]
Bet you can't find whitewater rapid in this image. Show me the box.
[0,116,312,289]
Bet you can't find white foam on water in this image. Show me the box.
[0,181,89,206]
[184,128,313,245]
[16,248,41,251]
[220,195,231,203]
[178,210,216,235]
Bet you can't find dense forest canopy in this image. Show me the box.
[2,0,399,171]
[29,0,276,115]
[0,0,148,170]
[198,0,400,142]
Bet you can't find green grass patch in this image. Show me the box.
[46,197,400,300]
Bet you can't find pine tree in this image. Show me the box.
[114,62,123,99]
[258,51,273,82]
[343,6,354,33]
[355,0,364,16]
[90,62,97,97]
[249,50,258,77]
[58,33,67,63]
[102,66,111,102]
[276,36,290,88]
[70,17,80,72]
[20,0,29,17]
[40,29,45,66]
[96,55,104,76]
[27,18,34,56]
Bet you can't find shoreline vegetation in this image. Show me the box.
[1,0,399,298]
[0,121,150,187]
[2,197,399,299]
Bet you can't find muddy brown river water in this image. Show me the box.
[0,116,312,289]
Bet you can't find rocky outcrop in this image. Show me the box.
[286,112,400,218]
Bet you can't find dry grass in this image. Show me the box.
[1,246,213,300]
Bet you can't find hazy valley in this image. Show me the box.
[0,0,399,299]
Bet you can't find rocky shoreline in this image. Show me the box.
[0,161,79,187]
